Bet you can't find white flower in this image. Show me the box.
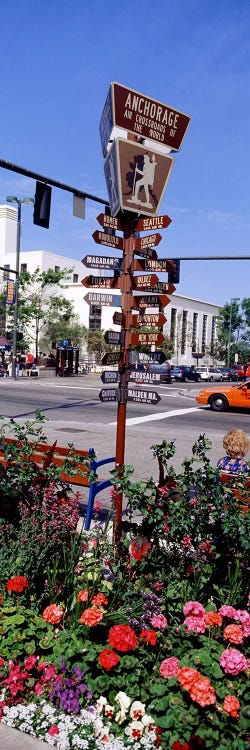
[96,695,107,714]
[124,720,144,738]
[104,703,114,719]
[115,691,131,723]
[130,700,145,720]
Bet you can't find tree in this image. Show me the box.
[216,298,250,364]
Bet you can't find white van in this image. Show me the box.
[195,367,223,382]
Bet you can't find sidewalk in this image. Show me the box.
[0,723,48,749]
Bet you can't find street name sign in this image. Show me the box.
[101,370,121,384]
[92,230,124,250]
[82,255,121,270]
[132,294,170,309]
[104,138,174,217]
[81,275,119,289]
[99,388,118,403]
[135,215,172,232]
[133,273,159,291]
[130,331,165,346]
[134,258,175,272]
[131,312,167,327]
[151,281,176,294]
[134,233,162,250]
[100,82,191,155]
[102,351,121,366]
[97,213,124,231]
[84,292,121,307]
[104,330,124,345]
[129,370,161,384]
[127,388,161,405]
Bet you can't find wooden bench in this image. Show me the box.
[0,438,115,530]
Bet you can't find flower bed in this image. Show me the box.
[0,419,249,749]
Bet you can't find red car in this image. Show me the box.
[230,364,245,380]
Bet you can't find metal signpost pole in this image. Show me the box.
[12,201,21,380]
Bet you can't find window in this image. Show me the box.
[170,307,177,342]
[55,265,60,272]
[3,264,10,279]
[181,311,188,355]
[89,304,101,330]
[21,263,27,272]
[202,315,208,352]
[192,312,198,352]
[73,273,78,283]
[210,316,216,354]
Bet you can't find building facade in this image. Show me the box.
[0,204,221,364]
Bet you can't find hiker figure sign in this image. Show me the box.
[128,153,157,208]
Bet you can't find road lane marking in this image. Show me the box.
[110,406,200,426]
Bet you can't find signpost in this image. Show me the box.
[135,215,172,232]
[102,351,121,366]
[129,331,164,347]
[150,281,176,294]
[92,230,124,250]
[113,311,123,326]
[100,82,191,155]
[127,388,161,405]
[81,275,119,289]
[101,371,121,384]
[131,312,167,327]
[132,273,159,290]
[84,292,121,307]
[129,370,161,384]
[97,213,124,231]
[132,246,158,260]
[99,388,118,403]
[134,233,162,251]
[104,330,124,345]
[132,294,170,309]
[82,255,121,270]
[134,258,175,272]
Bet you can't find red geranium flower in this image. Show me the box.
[108,624,138,652]
[77,589,88,603]
[0,595,2,605]
[42,604,64,625]
[129,536,151,561]
[98,648,120,670]
[79,607,103,626]
[139,629,157,646]
[6,576,29,593]
[91,592,108,607]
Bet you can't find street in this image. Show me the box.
[0,374,249,481]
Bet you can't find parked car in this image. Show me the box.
[196,379,250,411]
[195,366,223,382]
[229,364,245,380]
[147,361,171,384]
[217,367,239,382]
[170,365,201,382]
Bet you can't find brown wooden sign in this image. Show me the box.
[100,82,191,154]
[131,312,167,328]
[135,233,162,251]
[113,311,123,326]
[82,255,120,270]
[127,387,161,405]
[151,281,176,294]
[133,273,159,290]
[134,258,175,272]
[81,275,120,289]
[130,331,165,346]
[92,230,124,250]
[132,294,170,309]
[135,215,172,232]
[133,246,158,260]
[97,213,124,231]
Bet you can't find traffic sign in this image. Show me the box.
[129,370,161,384]
[132,294,170,309]
[84,293,121,307]
[101,370,121,384]
[133,273,159,291]
[92,230,124,250]
[100,82,191,155]
[97,213,124,231]
[134,258,175,272]
[135,233,162,251]
[130,331,165,346]
[151,281,176,294]
[127,388,161,405]
[99,388,118,403]
[131,312,167,328]
[82,255,121,270]
[81,275,120,289]
[104,138,173,217]
[102,351,121,366]
[135,215,172,232]
[104,330,124,345]
[113,311,123,326]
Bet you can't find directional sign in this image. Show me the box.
[92,230,124,250]
[100,82,191,155]
[97,213,124,232]
[135,215,172,232]
[101,370,121,384]
[127,388,161,406]
[82,255,121,270]
[133,273,159,291]
[84,293,121,307]
[99,388,118,403]
[132,294,170,309]
[104,330,124,345]
[129,370,161,384]
[131,312,167,328]
[130,331,165,347]
[135,233,161,251]
[102,351,121,366]
[133,246,158,260]
[113,311,123,326]
[104,138,174,218]
[151,282,176,295]
[81,275,120,290]
[134,258,175,272]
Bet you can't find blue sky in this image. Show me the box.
[1,0,250,306]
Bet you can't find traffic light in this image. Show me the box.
[168,259,180,284]
[33,182,52,228]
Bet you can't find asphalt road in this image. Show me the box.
[0,374,249,481]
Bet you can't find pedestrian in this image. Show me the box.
[217,429,249,474]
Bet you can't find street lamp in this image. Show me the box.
[6,196,34,379]
[227,297,240,368]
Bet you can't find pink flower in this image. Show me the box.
[233,609,250,624]
[48,726,59,736]
[183,601,205,618]
[153,582,164,592]
[184,616,206,634]
[150,614,168,629]
[220,648,248,675]
[160,657,180,678]
[218,605,237,619]
[24,655,38,671]
[181,535,192,547]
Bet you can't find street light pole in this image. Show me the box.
[6,196,34,379]
[227,297,240,368]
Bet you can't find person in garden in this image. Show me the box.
[217,428,249,474]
